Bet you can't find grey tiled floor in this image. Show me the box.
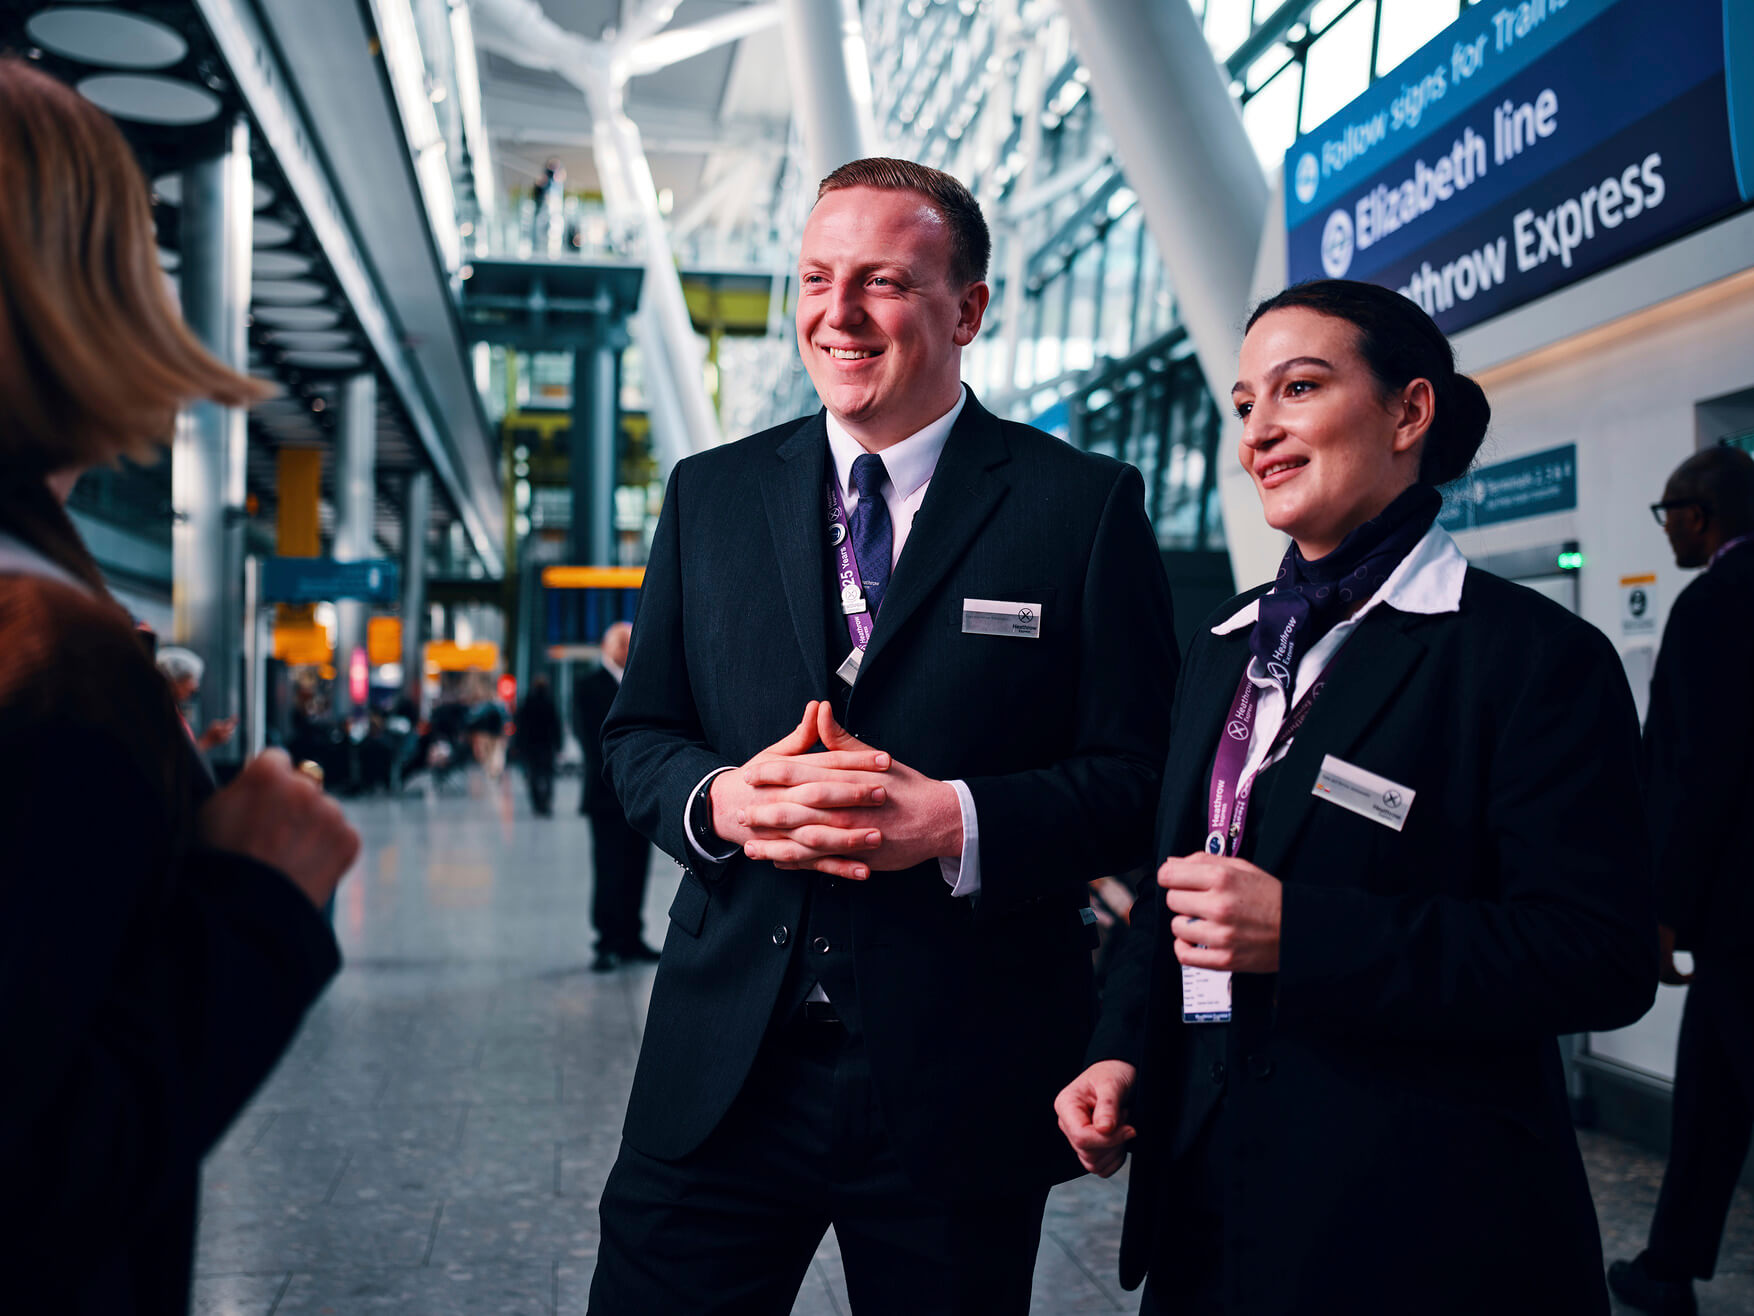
[195,773,1753,1314]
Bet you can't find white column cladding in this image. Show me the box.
[173,115,253,773]
[778,0,877,183]
[399,469,432,714]
[333,371,378,720]
[1055,0,1276,585]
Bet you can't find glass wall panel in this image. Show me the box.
[1376,0,1457,76]
[1300,0,1377,133]
[1202,0,1253,61]
[1243,63,1302,167]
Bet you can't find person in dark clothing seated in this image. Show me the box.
[516,675,563,816]
[0,59,360,1315]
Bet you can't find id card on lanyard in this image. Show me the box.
[826,479,875,686]
[1181,667,1327,1023]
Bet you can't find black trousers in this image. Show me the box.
[587,808,650,955]
[525,754,556,815]
[1648,953,1754,1279]
[588,1016,1049,1314]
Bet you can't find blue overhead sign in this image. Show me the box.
[262,557,400,604]
[1285,0,1754,334]
[1438,443,1577,531]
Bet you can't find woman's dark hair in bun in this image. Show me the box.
[1245,279,1489,487]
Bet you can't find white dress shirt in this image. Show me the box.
[1209,521,1469,787]
[685,387,983,900]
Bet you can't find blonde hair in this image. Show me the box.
[0,58,272,478]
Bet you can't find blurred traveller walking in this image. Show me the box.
[1057,279,1657,1315]
[0,58,359,1315]
[516,674,563,816]
[575,621,657,971]
[1609,447,1754,1316]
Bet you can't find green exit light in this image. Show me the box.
[1557,551,1584,571]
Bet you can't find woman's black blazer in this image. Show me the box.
[1091,566,1658,1314]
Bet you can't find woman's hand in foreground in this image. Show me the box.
[198,748,360,909]
[1161,854,1283,974]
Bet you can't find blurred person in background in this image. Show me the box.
[575,620,657,972]
[516,674,563,816]
[0,58,359,1314]
[155,644,236,752]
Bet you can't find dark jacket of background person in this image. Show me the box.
[602,395,1178,1196]
[516,681,563,763]
[1643,538,1754,953]
[1092,572,1657,1313]
[0,492,340,1314]
[574,665,621,815]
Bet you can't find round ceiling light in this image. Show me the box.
[271,330,354,350]
[251,305,341,329]
[253,278,328,305]
[28,7,188,70]
[252,250,312,278]
[78,73,220,126]
[282,349,365,370]
[252,216,294,247]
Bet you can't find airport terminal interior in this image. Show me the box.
[6,0,1754,1310]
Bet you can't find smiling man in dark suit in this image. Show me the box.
[586,157,1178,1315]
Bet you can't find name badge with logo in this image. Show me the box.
[1311,754,1415,831]
[962,598,1043,639]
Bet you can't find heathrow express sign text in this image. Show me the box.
[1284,0,1754,333]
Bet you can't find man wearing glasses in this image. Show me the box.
[1612,444,1754,1316]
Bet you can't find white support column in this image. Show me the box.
[1056,0,1280,586]
[778,0,876,183]
[173,115,253,774]
[334,372,378,720]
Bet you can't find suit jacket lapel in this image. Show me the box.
[857,394,1011,685]
[1246,609,1429,881]
[759,413,832,695]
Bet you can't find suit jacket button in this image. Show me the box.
[1246,1053,1273,1080]
[772,925,789,947]
[1209,1060,1226,1085]
[812,936,831,953]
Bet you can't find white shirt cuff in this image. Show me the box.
[939,778,980,898]
[684,766,741,864]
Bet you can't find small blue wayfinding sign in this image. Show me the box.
[261,557,400,604]
[1439,443,1577,531]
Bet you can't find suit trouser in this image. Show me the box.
[1648,953,1754,1279]
[525,755,556,814]
[588,1015,1050,1315]
[586,808,650,953]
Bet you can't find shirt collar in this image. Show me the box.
[1709,534,1754,570]
[825,385,966,502]
[602,656,624,683]
[1212,521,1468,635]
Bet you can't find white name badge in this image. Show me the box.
[1312,754,1416,831]
[962,598,1043,638]
[1181,965,1231,1024]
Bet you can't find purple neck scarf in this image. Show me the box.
[1250,484,1441,692]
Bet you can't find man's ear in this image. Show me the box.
[954,281,991,347]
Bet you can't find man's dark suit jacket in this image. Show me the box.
[574,666,621,816]
[602,392,1178,1196]
[1090,568,1658,1313]
[1644,538,1754,954]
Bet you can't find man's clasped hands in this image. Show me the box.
[708,701,966,879]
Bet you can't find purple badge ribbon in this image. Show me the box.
[1203,666,1330,858]
[827,479,875,656]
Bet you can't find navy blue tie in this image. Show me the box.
[848,454,893,618]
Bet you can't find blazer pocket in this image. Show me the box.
[667,875,709,937]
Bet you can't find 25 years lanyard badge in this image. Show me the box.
[826,480,875,686]
[1182,669,1327,1023]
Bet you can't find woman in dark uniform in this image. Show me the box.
[1056,279,1657,1315]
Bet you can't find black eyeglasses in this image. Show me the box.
[1651,500,1706,528]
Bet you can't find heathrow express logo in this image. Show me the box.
[1294,152,1320,205]
[1227,719,1251,741]
[1321,208,1354,278]
[1383,789,1403,809]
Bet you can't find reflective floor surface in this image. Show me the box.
[192,772,1754,1315]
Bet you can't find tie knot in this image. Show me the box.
[850,453,887,501]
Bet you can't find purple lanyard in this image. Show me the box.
[826,479,875,654]
[1203,666,1328,857]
